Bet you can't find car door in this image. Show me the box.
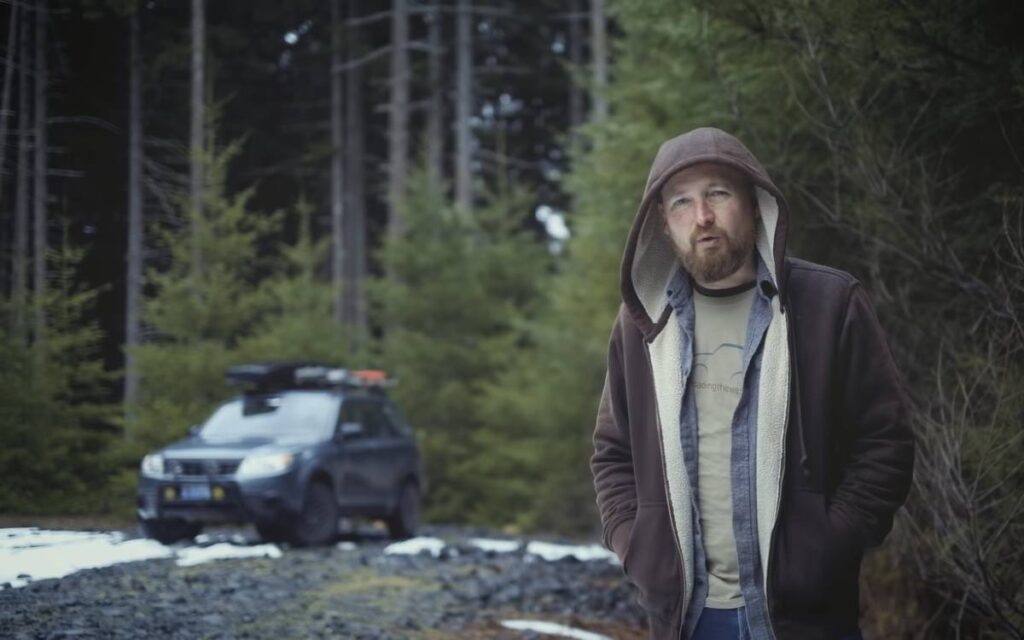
[354,399,403,506]
[375,401,417,501]
[334,398,376,509]
[319,393,347,506]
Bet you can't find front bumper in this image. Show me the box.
[136,471,303,524]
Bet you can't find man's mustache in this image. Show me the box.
[690,225,728,247]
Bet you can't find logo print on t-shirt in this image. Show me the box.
[693,342,743,396]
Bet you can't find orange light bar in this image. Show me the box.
[353,369,387,382]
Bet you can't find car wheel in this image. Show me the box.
[255,522,289,543]
[139,517,202,545]
[387,482,420,540]
[288,481,338,547]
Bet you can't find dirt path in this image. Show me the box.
[0,525,647,639]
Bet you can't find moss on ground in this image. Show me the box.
[235,567,443,639]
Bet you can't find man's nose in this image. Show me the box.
[695,199,715,226]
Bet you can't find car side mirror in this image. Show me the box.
[338,422,365,440]
[188,424,201,437]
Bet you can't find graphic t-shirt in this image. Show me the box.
[692,280,756,609]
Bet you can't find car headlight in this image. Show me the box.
[141,454,164,477]
[236,453,294,479]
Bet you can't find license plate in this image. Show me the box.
[180,484,211,501]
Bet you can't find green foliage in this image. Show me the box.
[238,195,353,362]
[372,169,550,526]
[0,222,120,514]
[127,143,356,456]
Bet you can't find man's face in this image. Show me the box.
[658,163,758,286]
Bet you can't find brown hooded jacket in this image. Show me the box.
[591,127,914,639]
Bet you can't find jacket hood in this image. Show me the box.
[621,127,790,338]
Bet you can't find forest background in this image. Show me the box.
[0,0,1022,637]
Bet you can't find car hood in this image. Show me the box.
[159,436,309,459]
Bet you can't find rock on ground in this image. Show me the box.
[0,525,648,640]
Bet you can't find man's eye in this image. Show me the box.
[708,190,730,199]
[671,198,690,209]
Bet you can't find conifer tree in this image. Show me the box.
[129,141,280,450]
[0,220,117,514]
[374,167,549,523]
[129,140,358,453]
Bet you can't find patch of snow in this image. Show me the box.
[525,541,618,564]
[468,538,520,553]
[0,528,282,589]
[383,536,445,558]
[0,530,171,588]
[175,542,281,567]
[501,619,611,640]
[0,528,119,550]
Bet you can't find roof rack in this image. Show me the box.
[225,362,396,392]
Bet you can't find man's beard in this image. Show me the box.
[673,221,756,284]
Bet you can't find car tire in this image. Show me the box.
[287,480,338,547]
[386,482,420,540]
[255,522,289,544]
[139,517,202,545]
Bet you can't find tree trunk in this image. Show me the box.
[0,0,18,213]
[387,0,409,235]
[568,0,584,132]
[32,0,47,347]
[11,0,29,340]
[189,0,205,281]
[344,0,367,346]
[330,0,345,326]
[454,0,472,212]
[590,0,608,123]
[427,0,443,181]
[124,6,143,426]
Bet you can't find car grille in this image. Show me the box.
[165,459,240,477]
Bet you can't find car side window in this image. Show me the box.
[337,399,369,439]
[382,403,412,438]
[362,401,390,439]
[343,398,390,439]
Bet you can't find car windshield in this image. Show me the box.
[200,391,339,441]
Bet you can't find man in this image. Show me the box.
[590,127,914,640]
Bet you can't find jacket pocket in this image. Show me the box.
[772,488,863,614]
[621,502,682,618]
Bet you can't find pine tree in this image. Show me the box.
[237,195,355,363]
[373,168,549,524]
[129,141,280,450]
[128,139,359,454]
[0,220,118,514]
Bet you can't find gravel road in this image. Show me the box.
[0,524,647,640]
